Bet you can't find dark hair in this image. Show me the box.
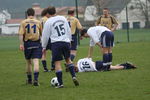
[26,8,35,16]
[68,9,74,15]
[41,8,48,17]
[47,6,56,15]
[80,29,87,36]
[103,8,109,10]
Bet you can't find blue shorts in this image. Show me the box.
[51,42,70,61]
[70,35,78,50]
[46,38,52,50]
[24,40,42,59]
[100,31,114,47]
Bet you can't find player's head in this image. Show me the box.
[103,8,109,15]
[80,29,89,38]
[47,6,56,16]
[26,8,35,16]
[68,9,75,15]
[41,8,48,17]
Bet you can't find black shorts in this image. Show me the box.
[24,40,42,59]
[70,35,78,50]
[46,38,52,50]
[51,42,70,62]
[100,31,114,47]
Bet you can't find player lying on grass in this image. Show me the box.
[75,58,136,72]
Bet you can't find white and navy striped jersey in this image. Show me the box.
[87,26,110,46]
[42,15,72,48]
[77,58,97,72]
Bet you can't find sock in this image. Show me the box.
[27,72,32,81]
[107,53,112,70]
[42,60,47,69]
[103,54,109,71]
[67,63,76,78]
[56,70,63,85]
[51,60,55,69]
[34,72,39,81]
[70,54,75,61]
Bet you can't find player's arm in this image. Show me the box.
[76,19,83,30]
[88,46,94,58]
[18,23,25,51]
[111,16,118,32]
[42,21,51,50]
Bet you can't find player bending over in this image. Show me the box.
[75,58,136,72]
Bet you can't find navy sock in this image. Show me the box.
[67,63,76,78]
[108,53,112,65]
[34,72,39,81]
[70,54,75,61]
[27,72,32,81]
[103,54,109,71]
[56,71,63,85]
[51,60,55,69]
[42,60,47,69]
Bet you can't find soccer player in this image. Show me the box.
[42,6,79,88]
[80,26,114,71]
[75,58,136,72]
[66,9,83,61]
[40,8,54,72]
[19,8,42,86]
[96,8,118,32]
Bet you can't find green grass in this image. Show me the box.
[0,29,150,100]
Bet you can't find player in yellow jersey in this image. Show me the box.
[66,9,83,61]
[96,8,118,32]
[40,8,54,72]
[19,8,42,86]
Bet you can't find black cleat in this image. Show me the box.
[26,80,32,85]
[44,68,51,72]
[33,80,40,86]
[126,62,137,69]
[73,77,79,86]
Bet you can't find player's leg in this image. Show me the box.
[102,48,110,71]
[51,42,64,88]
[26,59,32,84]
[64,43,79,86]
[110,65,124,70]
[41,51,49,72]
[33,58,40,86]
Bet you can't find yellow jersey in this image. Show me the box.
[67,16,82,35]
[96,15,118,30]
[19,18,42,41]
[41,16,48,28]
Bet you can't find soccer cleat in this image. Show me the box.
[50,67,55,71]
[33,80,40,86]
[44,68,51,72]
[125,62,137,69]
[72,77,79,86]
[26,80,32,85]
[55,85,64,88]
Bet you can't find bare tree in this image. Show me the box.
[132,0,150,28]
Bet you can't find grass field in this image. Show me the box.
[0,29,150,100]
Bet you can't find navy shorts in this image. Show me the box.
[70,35,78,50]
[24,40,42,59]
[95,61,111,71]
[51,42,70,61]
[100,31,114,47]
[46,38,52,50]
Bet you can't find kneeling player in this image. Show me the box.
[75,58,136,72]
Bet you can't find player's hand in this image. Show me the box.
[19,44,24,51]
[42,48,46,54]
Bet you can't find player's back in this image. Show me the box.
[19,18,42,41]
[45,15,71,43]
[77,58,97,72]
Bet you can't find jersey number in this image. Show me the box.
[25,24,36,33]
[55,24,65,36]
[82,61,90,69]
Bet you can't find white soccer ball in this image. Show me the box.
[51,77,59,86]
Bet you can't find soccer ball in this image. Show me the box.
[51,77,59,86]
